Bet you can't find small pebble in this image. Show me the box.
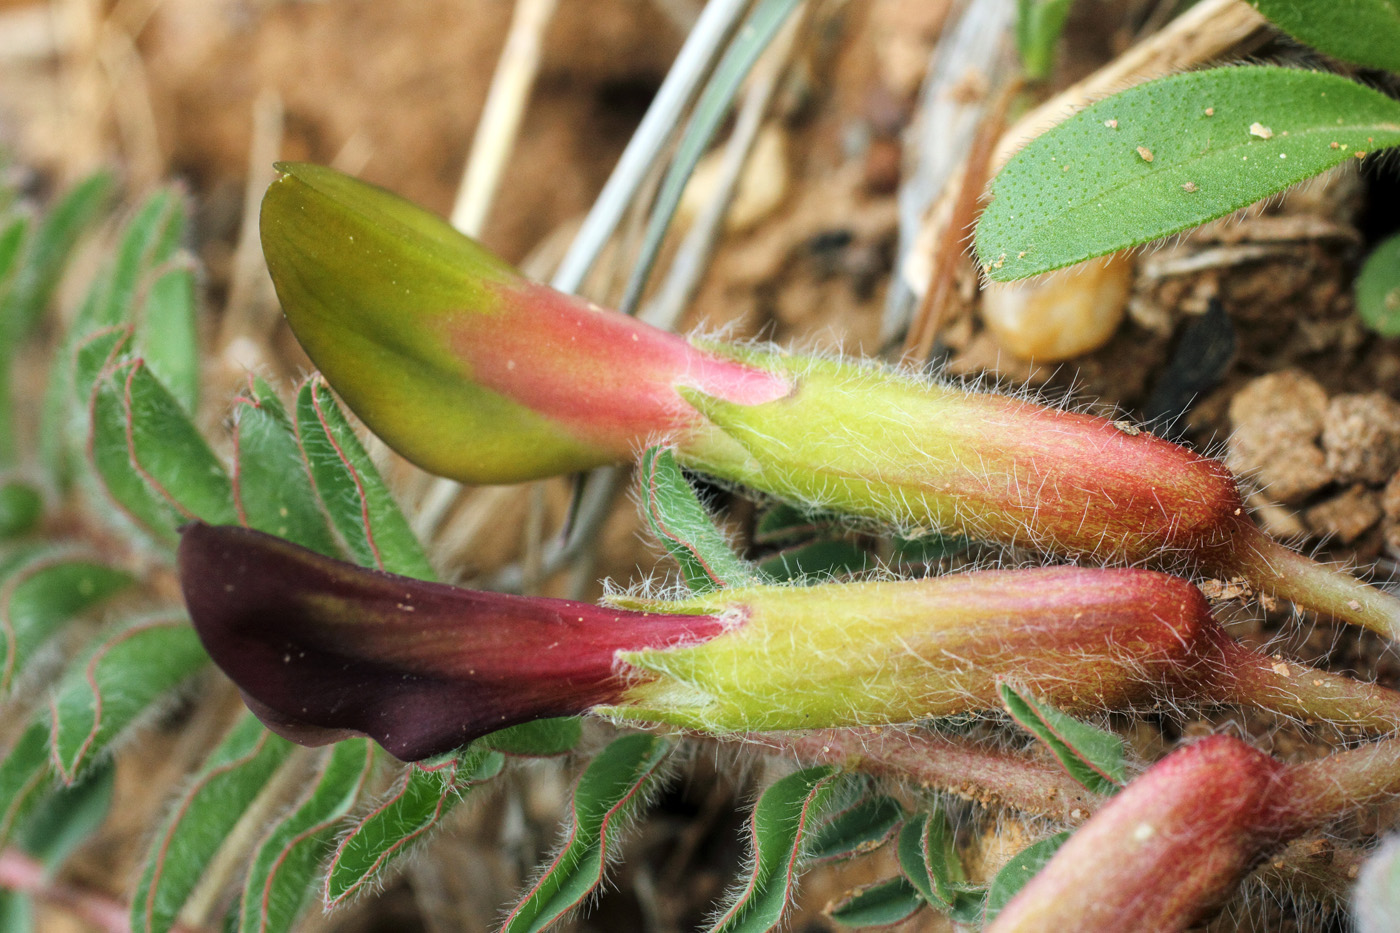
[1321,393,1400,485]
[1305,485,1382,544]
[1227,370,1333,503]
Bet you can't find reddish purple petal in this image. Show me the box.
[178,523,725,760]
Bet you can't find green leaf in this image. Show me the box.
[2,552,132,693]
[641,446,761,592]
[0,480,42,540]
[753,503,831,545]
[239,739,375,933]
[480,717,583,758]
[619,0,805,313]
[0,762,115,933]
[975,66,1400,280]
[1016,0,1075,80]
[131,714,295,933]
[1251,0,1400,73]
[13,760,115,869]
[981,832,1070,925]
[890,530,969,565]
[232,379,342,559]
[896,808,973,909]
[707,766,844,933]
[825,877,925,929]
[92,190,184,333]
[0,723,53,846]
[502,733,672,933]
[1,172,112,343]
[137,264,200,414]
[324,744,504,907]
[999,681,1126,794]
[756,538,869,582]
[88,359,236,541]
[49,614,208,783]
[803,791,904,865]
[295,378,434,578]
[1357,230,1400,337]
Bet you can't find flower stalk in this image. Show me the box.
[179,524,1400,763]
[260,162,1400,639]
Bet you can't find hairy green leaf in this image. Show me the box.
[2,172,113,343]
[240,739,375,933]
[757,538,869,582]
[641,446,760,592]
[295,378,434,578]
[0,480,42,541]
[131,714,295,933]
[49,614,208,783]
[480,718,583,758]
[708,766,843,933]
[753,503,831,545]
[981,831,1070,925]
[1251,0,1400,73]
[999,681,1126,794]
[138,265,200,414]
[826,877,925,928]
[1357,230,1400,337]
[232,379,342,559]
[324,744,504,907]
[2,552,132,693]
[897,809,965,909]
[0,723,52,846]
[89,359,236,541]
[503,733,672,933]
[95,190,184,332]
[803,790,904,865]
[976,66,1400,280]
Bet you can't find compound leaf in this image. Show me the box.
[641,446,761,592]
[999,681,1126,795]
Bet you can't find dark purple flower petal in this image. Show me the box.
[178,523,725,760]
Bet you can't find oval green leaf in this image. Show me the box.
[1251,0,1400,73]
[976,66,1400,280]
[1357,230,1400,337]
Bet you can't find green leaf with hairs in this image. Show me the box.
[502,733,672,933]
[295,378,434,578]
[88,359,236,541]
[137,264,200,414]
[2,552,132,694]
[707,766,845,933]
[324,744,504,907]
[757,537,869,582]
[232,379,342,559]
[480,717,582,758]
[1251,0,1400,73]
[641,446,761,592]
[981,832,1070,924]
[976,66,1400,280]
[0,723,52,847]
[1,171,112,345]
[803,788,904,865]
[131,714,295,933]
[49,614,208,783]
[999,681,1125,795]
[239,739,375,933]
[896,806,982,915]
[1357,230,1400,337]
[0,480,42,540]
[826,877,925,928]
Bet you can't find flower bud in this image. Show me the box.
[260,163,1400,638]
[179,524,1218,759]
[987,736,1285,933]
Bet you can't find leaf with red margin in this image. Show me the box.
[323,743,503,907]
[999,680,1126,795]
[130,713,295,933]
[294,378,434,578]
[640,446,760,593]
[1,548,131,694]
[502,733,672,933]
[0,722,52,847]
[48,614,208,783]
[232,377,342,559]
[239,738,375,933]
[707,766,844,933]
